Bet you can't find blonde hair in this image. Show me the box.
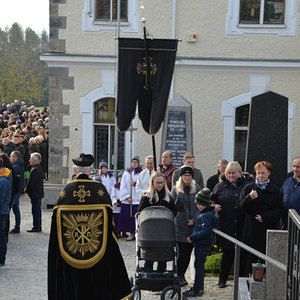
[176,173,196,194]
[224,161,242,178]
[145,171,171,203]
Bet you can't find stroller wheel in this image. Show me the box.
[130,286,141,300]
[161,285,181,300]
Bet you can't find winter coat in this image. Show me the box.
[25,164,44,199]
[160,163,177,191]
[189,206,219,248]
[237,181,284,254]
[211,175,250,249]
[12,159,25,194]
[280,176,300,229]
[172,184,201,243]
[4,142,16,157]
[0,168,12,215]
[137,188,177,217]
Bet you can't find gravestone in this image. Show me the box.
[161,94,193,168]
[245,91,288,188]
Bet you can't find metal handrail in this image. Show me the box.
[288,209,300,229]
[212,228,287,300]
[213,229,286,271]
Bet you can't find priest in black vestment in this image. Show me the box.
[48,153,132,300]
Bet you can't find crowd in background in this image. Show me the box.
[0,98,49,179]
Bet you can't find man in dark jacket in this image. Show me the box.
[281,156,300,229]
[12,134,25,160]
[158,151,177,191]
[206,159,228,191]
[19,133,30,173]
[25,152,44,232]
[3,138,16,157]
[28,137,40,154]
[35,136,47,178]
[172,152,204,188]
[9,151,25,233]
[48,153,132,300]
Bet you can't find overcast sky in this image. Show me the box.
[0,0,49,33]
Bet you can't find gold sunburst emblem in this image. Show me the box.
[97,189,105,197]
[62,212,103,257]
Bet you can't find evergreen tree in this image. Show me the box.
[0,23,49,107]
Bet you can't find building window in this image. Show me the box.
[234,104,250,169]
[226,0,298,36]
[96,0,128,22]
[94,98,124,170]
[82,0,140,33]
[240,0,285,25]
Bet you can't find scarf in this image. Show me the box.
[255,178,270,190]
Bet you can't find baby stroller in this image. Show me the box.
[130,206,181,300]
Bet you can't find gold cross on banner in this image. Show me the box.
[137,56,157,90]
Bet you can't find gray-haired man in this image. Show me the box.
[136,155,155,198]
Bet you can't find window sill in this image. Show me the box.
[238,24,286,29]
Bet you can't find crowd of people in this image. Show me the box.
[0,98,48,268]
[89,150,299,297]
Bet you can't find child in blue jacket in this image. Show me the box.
[183,188,219,298]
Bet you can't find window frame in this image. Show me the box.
[239,0,285,26]
[95,0,128,23]
[82,0,140,33]
[226,0,299,36]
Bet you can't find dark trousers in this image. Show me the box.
[31,198,42,230]
[194,246,210,293]
[177,241,194,278]
[219,247,248,283]
[0,214,8,264]
[219,247,235,284]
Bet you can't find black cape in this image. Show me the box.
[48,174,132,300]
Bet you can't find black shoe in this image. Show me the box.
[10,229,20,233]
[183,289,203,297]
[219,283,226,288]
[27,228,42,233]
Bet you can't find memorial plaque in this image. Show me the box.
[161,94,193,168]
[165,111,187,167]
[245,91,288,188]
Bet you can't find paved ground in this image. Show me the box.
[0,194,234,299]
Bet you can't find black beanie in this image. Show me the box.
[179,166,194,178]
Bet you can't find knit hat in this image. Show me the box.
[179,165,194,178]
[99,161,108,169]
[195,188,212,206]
[118,172,123,178]
[132,155,140,163]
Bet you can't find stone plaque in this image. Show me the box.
[245,91,288,188]
[161,94,193,168]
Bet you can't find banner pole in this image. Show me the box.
[142,19,157,170]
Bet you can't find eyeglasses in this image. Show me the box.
[154,181,164,185]
[182,174,192,178]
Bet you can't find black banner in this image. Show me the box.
[117,38,178,135]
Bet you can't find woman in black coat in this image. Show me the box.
[237,161,284,276]
[211,161,250,288]
[137,171,176,272]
